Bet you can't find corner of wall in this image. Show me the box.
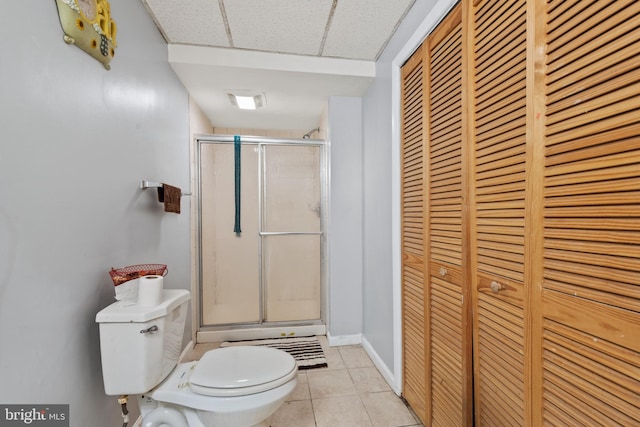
[361,336,401,395]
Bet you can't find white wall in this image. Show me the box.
[327,96,363,343]
[0,1,190,425]
[361,0,455,386]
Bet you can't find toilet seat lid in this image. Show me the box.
[189,346,297,397]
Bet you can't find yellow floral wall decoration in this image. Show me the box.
[55,0,117,70]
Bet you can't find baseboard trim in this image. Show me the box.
[326,332,362,347]
[197,325,326,343]
[361,336,402,395]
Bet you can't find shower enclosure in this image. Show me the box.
[195,135,326,335]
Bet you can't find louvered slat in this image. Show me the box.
[474,0,527,285]
[401,43,428,424]
[544,0,640,313]
[472,0,527,425]
[543,322,640,425]
[543,0,640,424]
[427,6,466,425]
[477,294,525,426]
[431,278,464,426]
[431,25,463,269]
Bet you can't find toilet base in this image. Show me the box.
[139,399,281,427]
[139,396,198,427]
[137,362,298,427]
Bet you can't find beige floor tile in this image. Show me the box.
[360,391,417,427]
[313,395,373,427]
[403,403,424,426]
[307,368,357,399]
[287,371,310,401]
[323,346,346,370]
[349,366,391,394]
[268,400,316,427]
[318,335,330,350]
[339,346,374,369]
[182,339,427,426]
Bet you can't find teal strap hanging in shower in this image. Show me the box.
[234,135,242,234]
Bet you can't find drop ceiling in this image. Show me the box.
[141,0,416,132]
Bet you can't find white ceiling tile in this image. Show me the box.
[143,0,424,130]
[143,0,229,46]
[322,0,415,60]
[224,0,334,56]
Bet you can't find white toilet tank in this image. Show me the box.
[95,289,190,395]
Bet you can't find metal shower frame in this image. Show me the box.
[194,134,329,332]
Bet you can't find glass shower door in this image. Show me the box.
[200,143,260,325]
[198,137,324,328]
[262,145,321,322]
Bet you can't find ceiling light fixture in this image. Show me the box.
[227,91,266,110]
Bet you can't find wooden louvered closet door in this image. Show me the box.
[426,5,472,427]
[400,42,428,424]
[540,0,640,424]
[401,1,639,425]
[401,4,471,426]
[470,0,528,425]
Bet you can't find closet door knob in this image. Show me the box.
[439,267,448,277]
[490,281,503,293]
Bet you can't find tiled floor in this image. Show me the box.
[184,336,423,427]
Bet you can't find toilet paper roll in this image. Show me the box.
[137,275,164,306]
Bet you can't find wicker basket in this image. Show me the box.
[109,264,167,286]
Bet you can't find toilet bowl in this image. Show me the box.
[142,346,298,427]
[96,290,298,427]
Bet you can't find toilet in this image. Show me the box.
[95,289,298,427]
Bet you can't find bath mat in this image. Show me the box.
[220,336,327,370]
